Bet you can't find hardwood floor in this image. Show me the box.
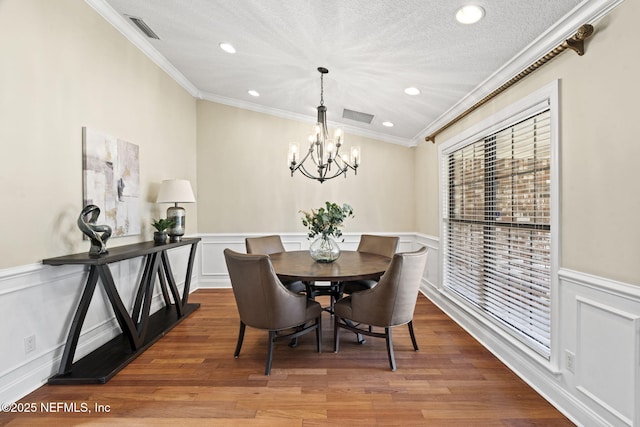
[1,289,573,426]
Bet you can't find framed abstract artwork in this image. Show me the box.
[82,127,140,237]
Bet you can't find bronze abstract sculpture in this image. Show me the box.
[77,205,112,256]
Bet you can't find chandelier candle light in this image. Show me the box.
[288,67,360,183]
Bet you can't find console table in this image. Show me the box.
[42,238,200,384]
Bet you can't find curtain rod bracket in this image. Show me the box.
[564,24,594,56]
[425,24,595,144]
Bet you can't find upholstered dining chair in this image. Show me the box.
[223,249,322,375]
[245,235,306,293]
[333,246,428,371]
[339,234,399,295]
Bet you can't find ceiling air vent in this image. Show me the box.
[127,15,160,40]
[342,109,374,124]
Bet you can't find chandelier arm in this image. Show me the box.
[300,149,325,179]
[320,168,349,181]
[298,148,314,167]
[297,165,317,179]
[295,157,349,182]
[308,148,325,173]
[290,148,313,175]
[320,156,349,180]
[298,163,329,182]
[333,153,358,171]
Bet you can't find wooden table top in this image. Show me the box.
[269,250,391,282]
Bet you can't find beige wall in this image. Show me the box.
[415,0,640,285]
[196,100,415,235]
[0,0,197,269]
[414,139,439,237]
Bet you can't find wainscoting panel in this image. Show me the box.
[576,297,638,425]
[415,234,440,292]
[196,232,419,289]
[199,236,245,288]
[560,270,640,427]
[0,245,194,404]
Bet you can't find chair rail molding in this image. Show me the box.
[196,232,419,289]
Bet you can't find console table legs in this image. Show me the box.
[48,240,200,384]
[161,251,183,317]
[99,264,142,351]
[57,266,99,376]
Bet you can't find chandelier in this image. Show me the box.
[288,67,360,183]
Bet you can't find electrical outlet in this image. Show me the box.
[24,335,36,355]
[566,350,575,373]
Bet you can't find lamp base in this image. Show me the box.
[166,205,186,243]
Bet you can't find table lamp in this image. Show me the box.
[156,179,196,242]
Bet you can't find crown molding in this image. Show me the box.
[415,0,625,142]
[200,92,415,147]
[84,0,201,98]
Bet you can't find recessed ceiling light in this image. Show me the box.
[456,5,485,24]
[248,90,260,97]
[382,121,394,127]
[219,42,236,54]
[404,87,421,96]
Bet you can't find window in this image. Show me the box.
[440,84,557,358]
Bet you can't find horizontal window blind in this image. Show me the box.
[444,110,551,357]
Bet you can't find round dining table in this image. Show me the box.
[270,250,390,311]
[269,250,391,283]
[270,250,390,344]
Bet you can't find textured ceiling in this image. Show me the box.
[101,0,585,145]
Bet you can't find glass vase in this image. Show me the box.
[309,235,340,263]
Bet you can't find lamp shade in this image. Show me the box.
[156,179,196,203]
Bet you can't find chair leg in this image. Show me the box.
[234,321,246,358]
[385,327,396,371]
[265,330,276,376]
[316,315,322,353]
[333,315,340,352]
[408,320,419,351]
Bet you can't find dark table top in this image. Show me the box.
[42,238,201,266]
[269,250,390,282]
